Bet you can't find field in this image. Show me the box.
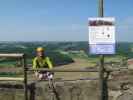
[0,41,132,80]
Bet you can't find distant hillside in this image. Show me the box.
[0,41,133,67]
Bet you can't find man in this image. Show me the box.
[32,47,53,80]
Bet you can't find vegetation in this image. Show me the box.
[0,41,133,67]
[0,41,133,77]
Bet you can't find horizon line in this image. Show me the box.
[0,40,132,43]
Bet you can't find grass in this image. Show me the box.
[0,50,126,80]
[0,72,18,77]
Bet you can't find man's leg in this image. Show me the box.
[38,74,44,79]
[47,72,53,80]
[35,71,39,77]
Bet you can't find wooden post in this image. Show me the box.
[0,53,28,100]
[0,53,24,58]
[23,54,28,100]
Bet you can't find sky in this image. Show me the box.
[0,0,133,42]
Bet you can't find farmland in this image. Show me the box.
[0,41,132,79]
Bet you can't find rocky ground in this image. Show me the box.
[1,58,133,100]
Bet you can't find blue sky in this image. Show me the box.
[0,0,133,42]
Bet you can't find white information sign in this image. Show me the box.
[88,17,115,54]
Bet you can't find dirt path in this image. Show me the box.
[54,58,98,80]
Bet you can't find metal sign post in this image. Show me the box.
[99,55,105,100]
[88,0,115,100]
[98,0,105,100]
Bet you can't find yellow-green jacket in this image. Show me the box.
[32,56,53,70]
